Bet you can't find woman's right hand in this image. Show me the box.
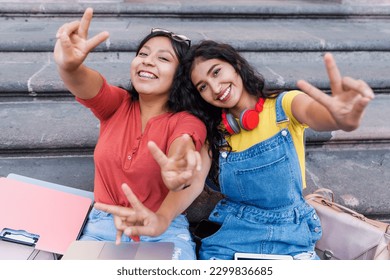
[54,7,109,72]
[94,183,171,244]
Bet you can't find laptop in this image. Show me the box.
[7,173,94,202]
[61,241,174,260]
[0,236,56,260]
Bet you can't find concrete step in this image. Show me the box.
[1,0,390,18]
[0,155,94,192]
[304,145,390,220]
[1,2,389,94]
[1,51,389,95]
[0,95,388,151]
[0,101,98,151]
[1,15,390,52]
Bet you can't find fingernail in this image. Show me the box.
[131,235,140,242]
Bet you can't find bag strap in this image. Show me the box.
[305,187,334,202]
[305,188,390,234]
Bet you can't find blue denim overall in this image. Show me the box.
[199,92,322,260]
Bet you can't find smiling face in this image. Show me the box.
[130,36,179,99]
[190,57,247,112]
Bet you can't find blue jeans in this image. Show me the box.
[80,208,196,260]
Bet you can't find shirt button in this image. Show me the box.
[221,152,227,158]
[213,212,220,217]
[127,155,132,160]
[314,227,320,233]
[281,130,288,136]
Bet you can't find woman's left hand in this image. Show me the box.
[148,134,202,191]
[297,53,375,131]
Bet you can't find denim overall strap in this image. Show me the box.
[275,91,289,123]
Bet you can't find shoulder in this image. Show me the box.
[77,78,131,121]
[81,79,129,103]
[168,111,206,134]
[264,90,303,110]
[103,81,130,98]
[281,90,304,105]
[264,90,306,126]
[170,111,204,125]
[282,90,306,127]
[164,111,207,151]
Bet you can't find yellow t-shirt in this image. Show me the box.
[226,90,308,188]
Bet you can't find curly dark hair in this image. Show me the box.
[173,40,278,186]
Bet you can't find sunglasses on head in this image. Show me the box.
[151,28,191,47]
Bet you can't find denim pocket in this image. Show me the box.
[201,213,231,244]
[193,219,222,240]
[80,208,117,241]
[198,214,234,259]
[233,155,295,208]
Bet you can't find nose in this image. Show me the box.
[142,54,155,66]
[210,80,221,94]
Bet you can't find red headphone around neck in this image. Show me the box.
[221,98,265,135]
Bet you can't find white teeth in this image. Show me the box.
[138,71,157,79]
[219,86,231,101]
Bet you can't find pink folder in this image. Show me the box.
[0,177,92,255]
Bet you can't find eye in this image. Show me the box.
[159,56,170,62]
[138,52,148,57]
[212,68,220,76]
[198,84,207,93]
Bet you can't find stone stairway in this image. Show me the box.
[0,0,389,222]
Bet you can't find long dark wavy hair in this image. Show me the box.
[174,40,279,186]
[128,30,196,113]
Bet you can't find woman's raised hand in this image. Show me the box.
[297,53,374,131]
[148,134,202,192]
[54,7,109,72]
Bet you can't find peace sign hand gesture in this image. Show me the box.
[94,183,169,244]
[148,134,202,192]
[54,7,109,72]
[297,53,374,132]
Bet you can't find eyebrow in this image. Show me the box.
[194,63,219,88]
[139,45,176,59]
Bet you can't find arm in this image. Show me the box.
[54,7,109,99]
[294,53,374,132]
[94,144,211,242]
[154,143,211,225]
[117,134,209,237]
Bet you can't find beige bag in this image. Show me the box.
[305,188,390,260]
